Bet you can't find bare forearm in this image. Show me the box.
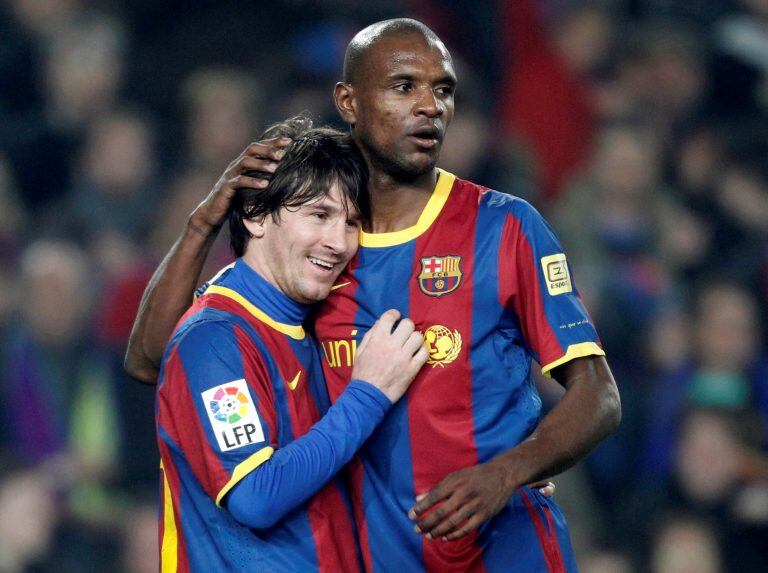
[492,356,621,489]
[124,218,218,384]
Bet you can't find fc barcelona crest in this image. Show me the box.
[418,255,463,297]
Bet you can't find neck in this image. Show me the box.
[241,248,275,291]
[366,168,438,233]
[233,256,309,324]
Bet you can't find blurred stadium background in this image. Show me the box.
[1,0,768,571]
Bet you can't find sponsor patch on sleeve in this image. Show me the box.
[201,379,265,452]
[540,253,572,296]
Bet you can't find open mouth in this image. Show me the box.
[308,256,336,273]
[409,126,442,149]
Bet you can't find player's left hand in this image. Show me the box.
[408,462,514,541]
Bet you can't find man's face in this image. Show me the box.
[349,34,456,179]
[254,183,361,304]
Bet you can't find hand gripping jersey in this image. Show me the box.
[156,260,361,572]
[314,170,604,572]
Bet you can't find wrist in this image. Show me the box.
[348,379,393,409]
[187,214,222,239]
[488,451,525,496]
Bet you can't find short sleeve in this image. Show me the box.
[157,319,277,506]
[499,199,604,377]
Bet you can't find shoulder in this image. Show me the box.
[445,173,552,236]
[194,262,236,299]
[450,173,540,220]
[472,188,552,241]
[170,308,259,360]
[478,189,542,221]
[160,311,271,391]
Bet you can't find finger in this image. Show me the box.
[404,335,428,376]
[404,331,425,355]
[230,175,269,190]
[356,328,373,357]
[444,513,485,541]
[255,136,293,147]
[245,142,288,161]
[427,502,478,538]
[374,310,401,335]
[409,480,453,518]
[414,496,462,535]
[239,155,280,173]
[538,482,556,497]
[411,344,429,366]
[392,318,415,344]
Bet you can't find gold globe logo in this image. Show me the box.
[423,325,462,367]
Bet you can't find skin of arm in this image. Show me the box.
[123,139,289,384]
[124,218,218,384]
[409,354,621,540]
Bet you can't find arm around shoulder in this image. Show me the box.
[124,218,220,384]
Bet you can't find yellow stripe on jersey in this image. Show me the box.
[360,169,456,248]
[541,342,605,378]
[215,446,276,507]
[161,461,178,573]
[204,285,305,340]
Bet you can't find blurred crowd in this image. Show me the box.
[1,0,767,571]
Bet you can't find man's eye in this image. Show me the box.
[394,83,411,92]
[346,219,361,229]
[436,86,454,96]
[313,212,328,220]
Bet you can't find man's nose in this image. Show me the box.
[414,87,443,118]
[323,220,349,253]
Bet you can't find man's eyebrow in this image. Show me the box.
[387,73,416,82]
[387,72,456,86]
[304,199,343,215]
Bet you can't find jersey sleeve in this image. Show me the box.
[499,198,604,377]
[157,319,277,506]
[225,380,392,529]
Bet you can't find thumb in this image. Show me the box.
[356,328,372,357]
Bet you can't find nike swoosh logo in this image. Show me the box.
[330,281,351,291]
[287,371,301,390]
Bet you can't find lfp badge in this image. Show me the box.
[202,379,264,452]
[418,255,462,297]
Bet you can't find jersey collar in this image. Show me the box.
[204,259,308,339]
[359,168,456,248]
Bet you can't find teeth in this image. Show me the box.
[309,257,334,269]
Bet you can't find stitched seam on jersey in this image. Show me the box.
[215,446,275,507]
[204,285,305,339]
[359,169,456,247]
[540,342,605,378]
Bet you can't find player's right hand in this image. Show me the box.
[351,310,429,404]
[189,137,292,234]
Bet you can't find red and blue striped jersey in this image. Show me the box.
[156,259,360,572]
[314,170,604,572]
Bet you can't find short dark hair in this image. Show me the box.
[343,18,443,84]
[229,115,369,257]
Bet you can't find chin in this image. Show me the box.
[388,156,438,182]
[298,285,332,304]
[401,149,440,177]
[369,146,435,181]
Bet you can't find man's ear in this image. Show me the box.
[333,82,357,126]
[243,215,266,239]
